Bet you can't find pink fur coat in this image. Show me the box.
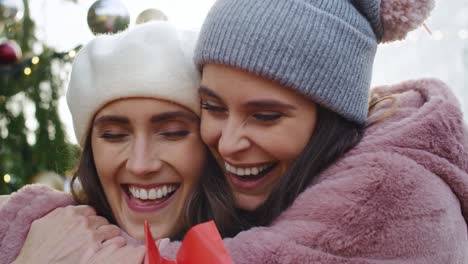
[1,79,467,263]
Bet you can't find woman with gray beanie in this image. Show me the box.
[155,0,468,263]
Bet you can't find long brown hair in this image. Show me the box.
[186,106,365,237]
[70,133,117,224]
[183,151,243,237]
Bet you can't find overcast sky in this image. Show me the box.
[28,0,468,144]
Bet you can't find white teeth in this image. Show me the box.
[128,185,177,200]
[140,189,148,200]
[252,167,259,175]
[148,189,157,199]
[224,162,273,176]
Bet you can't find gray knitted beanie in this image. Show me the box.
[194,0,434,125]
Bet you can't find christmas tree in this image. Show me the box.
[0,0,80,194]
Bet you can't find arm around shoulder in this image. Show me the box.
[0,185,75,264]
[160,151,467,263]
[197,151,467,264]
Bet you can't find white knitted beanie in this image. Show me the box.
[66,22,200,146]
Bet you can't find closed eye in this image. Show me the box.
[253,112,283,122]
[160,130,190,140]
[201,101,226,112]
[99,133,128,140]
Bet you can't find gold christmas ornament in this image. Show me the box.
[136,8,168,24]
[87,0,130,35]
[0,0,23,24]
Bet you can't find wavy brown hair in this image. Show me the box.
[70,132,117,224]
[185,105,365,237]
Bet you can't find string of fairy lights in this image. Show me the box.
[0,47,79,77]
[3,174,11,184]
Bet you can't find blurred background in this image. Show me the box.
[0,0,466,194]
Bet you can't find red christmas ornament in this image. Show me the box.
[0,40,22,65]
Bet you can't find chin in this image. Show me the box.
[235,193,266,211]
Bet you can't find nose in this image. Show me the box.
[218,118,251,158]
[126,136,162,177]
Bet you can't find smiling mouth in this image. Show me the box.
[123,184,179,203]
[224,161,278,182]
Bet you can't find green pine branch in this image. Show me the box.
[0,0,80,194]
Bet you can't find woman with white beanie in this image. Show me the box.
[0,21,209,263]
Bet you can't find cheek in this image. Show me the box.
[255,119,316,161]
[90,137,123,209]
[91,137,124,188]
[162,137,207,185]
[285,122,315,155]
[180,140,206,183]
[200,115,222,148]
[91,137,112,181]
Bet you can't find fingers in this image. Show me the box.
[70,205,97,217]
[88,215,110,229]
[120,245,146,263]
[102,236,126,248]
[86,239,125,264]
[88,244,146,264]
[133,245,146,260]
[96,224,121,242]
[156,238,170,249]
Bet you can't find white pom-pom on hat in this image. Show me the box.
[380,0,435,43]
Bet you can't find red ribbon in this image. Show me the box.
[145,220,233,264]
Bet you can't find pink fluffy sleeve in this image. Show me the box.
[0,184,75,264]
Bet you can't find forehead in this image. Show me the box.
[94,98,198,123]
[200,64,311,105]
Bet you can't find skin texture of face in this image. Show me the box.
[91,98,206,240]
[199,64,318,211]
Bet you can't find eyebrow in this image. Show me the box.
[199,86,224,102]
[199,86,295,111]
[150,111,198,123]
[93,111,198,127]
[244,100,296,111]
[93,116,129,126]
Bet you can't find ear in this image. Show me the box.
[381,0,435,43]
